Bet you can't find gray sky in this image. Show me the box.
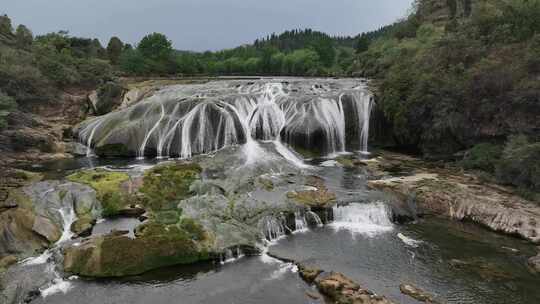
[3,0,413,51]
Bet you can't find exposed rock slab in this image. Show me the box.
[366,152,540,243]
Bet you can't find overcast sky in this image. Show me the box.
[3,0,413,51]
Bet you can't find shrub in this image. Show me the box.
[496,136,540,192]
[0,91,17,129]
[461,143,502,172]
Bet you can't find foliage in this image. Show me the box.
[67,170,130,217]
[106,37,123,65]
[496,135,540,192]
[0,91,16,129]
[461,143,502,172]
[355,0,540,159]
[140,163,202,210]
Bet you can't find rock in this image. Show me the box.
[399,284,439,303]
[314,272,394,304]
[0,255,17,270]
[31,216,61,243]
[0,180,102,260]
[305,291,320,300]
[64,221,212,277]
[287,176,336,208]
[71,216,96,237]
[117,205,146,218]
[367,151,540,243]
[64,141,88,156]
[298,264,323,284]
[529,253,540,274]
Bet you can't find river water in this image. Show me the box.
[23,155,540,304]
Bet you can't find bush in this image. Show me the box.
[461,143,502,172]
[496,135,540,192]
[0,91,17,129]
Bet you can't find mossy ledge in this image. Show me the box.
[67,169,130,217]
[63,221,212,277]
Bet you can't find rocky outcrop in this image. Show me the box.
[64,221,212,277]
[296,265,394,304]
[399,284,440,303]
[286,175,336,208]
[365,152,540,243]
[0,180,101,261]
[529,249,540,274]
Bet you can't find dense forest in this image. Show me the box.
[356,0,540,197]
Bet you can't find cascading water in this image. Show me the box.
[331,202,393,236]
[79,79,374,164]
[294,211,308,232]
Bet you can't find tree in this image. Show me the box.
[15,24,33,49]
[107,37,124,64]
[0,15,12,36]
[137,32,173,61]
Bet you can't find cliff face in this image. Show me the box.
[417,0,474,22]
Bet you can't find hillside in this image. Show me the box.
[356,0,540,197]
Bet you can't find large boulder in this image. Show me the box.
[89,82,126,115]
[64,221,212,277]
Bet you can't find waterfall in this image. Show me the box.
[294,211,308,232]
[260,215,288,242]
[306,211,323,227]
[331,202,393,236]
[79,79,374,162]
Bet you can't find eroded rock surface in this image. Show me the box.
[365,152,540,243]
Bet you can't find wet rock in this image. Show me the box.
[64,221,212,277]
[64,141,88,157]
[31,215,61,243]
[71,216,96,237]
[117,205,146,218]
[297,264,323,283]
[314,272,394,304]
[367,151,540,243]
[399,284,439,303]
[305,291,320,300]
[529,252,540,274]
[287,176,336,208]
[0,255,17,270]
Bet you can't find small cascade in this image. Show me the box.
[294,211,308,232]
[306,210,323,227]
[220,246,245,264]
[260,215,287,242]
[331,202,393,236]
[21,202,77,266]
[79,79,374,163]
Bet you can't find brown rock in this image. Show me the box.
[399,284,439,303]
[314,272,394,304]
[298,264,323,283]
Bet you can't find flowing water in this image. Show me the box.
[16,78,540,304]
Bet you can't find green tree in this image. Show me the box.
[15,24,33,49]
[119,49,148,75]
[137,32,173,61]
[106,37,124,64]
[0,15,13,36]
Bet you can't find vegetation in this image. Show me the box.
[119,29,358,77]
[67,170,130,217]
[140,163,202,210]
[353,0,540,195]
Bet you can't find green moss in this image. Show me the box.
[67,169,130,217]
[140,162,201,211]
[179,218,206,241]
[154,210,181,225]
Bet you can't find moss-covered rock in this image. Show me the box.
[95,143,134,158]
[140,162,201,210]
[287,176,336,208]
[67,169,130,217]
[64,220,211,277]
